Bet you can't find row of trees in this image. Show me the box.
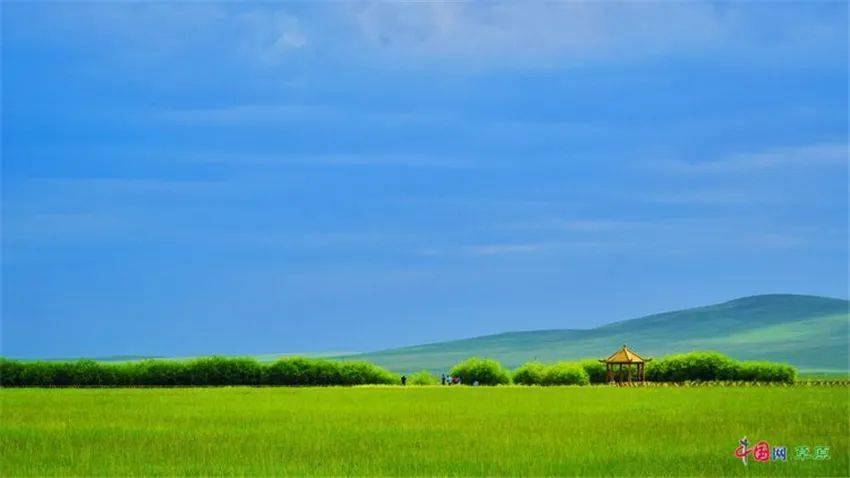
[0,356,397,387]
[0,352,796,387]
[448,352,797,385]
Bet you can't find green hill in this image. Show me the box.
[340,294,849,373]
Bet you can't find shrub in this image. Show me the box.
[512,362,546,385]
[645,352,796,383]
[540,362,590,386]
[0,356,398,387]
[408,370,439,385]
[645,352,739,382]
[337,360,398,385]
[0,353,797,387]
[514,361,595,386]
[266,357,315,385]
[265,357,396,386]
[17,361,62,387]
[0,358,25,387]
[737,361,796,383]
[68,359,117,386]
[124,360,190,386]
[448,357,510,385]
[577,360,607,384]
[185,357,264,386]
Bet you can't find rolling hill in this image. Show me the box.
[340,294,849,373]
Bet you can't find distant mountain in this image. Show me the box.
[340,294,849,373]
[41,355,162,362]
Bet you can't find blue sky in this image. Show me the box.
[2,1,847,358]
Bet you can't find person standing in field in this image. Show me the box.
[441,374,446,385]
[400,375,407,386]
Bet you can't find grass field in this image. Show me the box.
[1,387,847,476]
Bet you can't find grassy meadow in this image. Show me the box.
[1,386,847,476]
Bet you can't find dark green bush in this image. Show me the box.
[265,357,314,385]
[736,361,796,383]
[185,357,264,385]
[123,360,190,386]
[540,362,590,386]
[264,357,396,386]
[577,360,607,384]
[336,360,398,385]
[448,357,510,385]
[645,352,796,383]
[17,361,61,387]
[512,362,546,385]
[0,353,796,387]
[510,352,796,385]
[0,356,397,387]
[67,359,117,386]
[645,352,739,382]
[0,358,24,387]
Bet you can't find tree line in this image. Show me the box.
[0,351,795,387]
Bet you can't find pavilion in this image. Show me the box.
[599,345,651,385]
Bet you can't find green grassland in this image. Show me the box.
[342,294,849,373]
[1,387,847,476]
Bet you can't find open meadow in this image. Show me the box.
[1,386,847,476]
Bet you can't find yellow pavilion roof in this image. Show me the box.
[601,345,650,364]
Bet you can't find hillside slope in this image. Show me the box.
[341,294,849,373]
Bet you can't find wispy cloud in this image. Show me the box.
[641,190,766,205]
[237,10,308,64]
[659,143,848,175]
[156,103,449,129]
[350,2,721,64]
[419,239,632,257]
[495,218,650,234]
[556,220,640,232]
[178,152,475,169]
[159,104,335,125]
[9,1,845,71]
[466,243,547,256]
[344,1,845,67]
[20,177,226,198]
